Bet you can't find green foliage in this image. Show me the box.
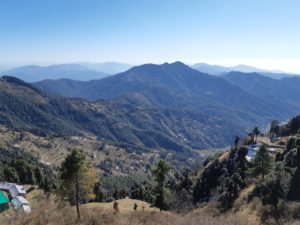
[234,136,240,150]
[286,138,298,152]
[286,147,300,200]
[58,149,97,220]
[193,159,222,202]
[253,127,260,143]
[151,160,171,211]
[94,173,149,202]
[0,148,56,191]
[277,115,300,136]
[259,174,290,208]
[254,138,300,209]
[270,120,280,135]
[192,147,248,210]
[251,145,273,180]
[59,149,86,182]
[219,147,248,210]
[254,162,291,210]
[130,182,153,203]
[178,168,193,191]
[165,168,194,212]
[220,173,241,210]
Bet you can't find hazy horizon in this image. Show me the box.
[0,60,298,75]
[1,0,300,73]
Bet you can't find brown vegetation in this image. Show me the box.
[0,200,257,225]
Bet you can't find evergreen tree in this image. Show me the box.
[270,120,280,135]
[151,160,171,211]
[179,168,193,191]
[253,127,260,143]
[286,138,297,152]
[251,145,273,181]
[58,149,97,221]
[220,172,241,210]
[234,136,240,150]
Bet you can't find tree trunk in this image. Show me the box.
[261,160,264,181]
[160,180,163,212]
[75,175,81,221]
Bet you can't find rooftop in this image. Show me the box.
[11,196,29,210]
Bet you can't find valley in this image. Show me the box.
[2,1,300,224]
[1,62,300,225]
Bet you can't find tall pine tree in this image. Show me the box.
[251,145,273,181]
[151,160,171,211]
[58,149,97,221]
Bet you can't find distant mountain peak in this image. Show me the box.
[161,61,186,66]
[1,76,36,88]
[0,76,43,96]
[4,63,110,82]
[191,62,295,79]
[170,61,186,66]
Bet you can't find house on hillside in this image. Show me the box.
[246,143,261,162]
[0,182,26,198]
[0,191,9,212]
[11,196,31,214]
[9,184,26,198]
[0,182,31,214]
[270,134,280,143]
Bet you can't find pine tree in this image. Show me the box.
[58,149,97,221]
[234,136,240,150]
[253,127,260,143]
[251,145,273,181]
[220,172,241,210]
[151,160,171,211]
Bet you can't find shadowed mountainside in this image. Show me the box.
[35,62,297,129]
[0,75,243,153]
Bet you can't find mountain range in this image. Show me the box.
[34,62,300,140]
[1,62,300,156]
[0,74,240,154]
[34,62,300,125]
[2,62,132,82]
[223,72,300,109]
[3,62,297,82]
[79,62,132,74]
[191,63,296,79]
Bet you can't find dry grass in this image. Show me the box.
[0,198,258,225]
[84,199,159,213]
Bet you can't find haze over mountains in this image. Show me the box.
[79,62,132,74]
[33,62,300,142]
[3,62,297,82]
[191,63,296,79]
[3,62,132,82]
[1,61,300,155]
[0,75,240,154]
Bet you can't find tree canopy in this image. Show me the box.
[151,160,171,211]
[58,149,97,221]
[251,145,273,181]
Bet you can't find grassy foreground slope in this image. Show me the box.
[0,185,257,225]
[0,196,256,225]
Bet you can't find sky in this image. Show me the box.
[1,0,300,73]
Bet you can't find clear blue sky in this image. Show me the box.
[1,0,300,72]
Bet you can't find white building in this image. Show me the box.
[0,182,26,198]
[0,182,31,214]
[11,196,31,214]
